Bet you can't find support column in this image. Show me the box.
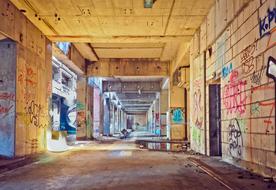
[160,89,169,136]
[169,84,185,140]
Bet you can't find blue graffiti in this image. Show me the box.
[222,63,233,78]
[172,108,184,124]
[259,8,276,38]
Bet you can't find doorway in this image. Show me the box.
[209,84,222,156]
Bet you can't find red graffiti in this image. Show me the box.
[0,104,13,117]
[241,44,256,74]
[18,67,37,86]
[251,85,275,133]
[223,71,247,115]
[0,92,15,101]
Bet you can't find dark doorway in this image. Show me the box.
[209,84,222,156]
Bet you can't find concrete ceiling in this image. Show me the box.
[11,0,215,61]
[116,92,157,114]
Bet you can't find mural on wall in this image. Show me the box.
[228,119,243,158]
[0,41,16,157]
[171,108,185,124]
[60,99,77,134]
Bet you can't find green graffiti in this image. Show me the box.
[192,127,201,145]
[251,103,260,116]
[77,101,85,111]
[237,118,247,133]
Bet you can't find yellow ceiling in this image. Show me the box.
[11,0,214,61]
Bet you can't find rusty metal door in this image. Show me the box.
[209,84,222,156]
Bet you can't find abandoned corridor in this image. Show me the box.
[0,0,276,189]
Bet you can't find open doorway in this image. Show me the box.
[209,84,222,156]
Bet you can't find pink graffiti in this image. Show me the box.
[223,71,247,115]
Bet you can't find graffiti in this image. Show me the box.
[193,80,203,128]
[192,126,201,145]
[77,101,85,111]
[223,71,247,115]
[171,108,184,124]
[26,100,45,128]
[228,119,243,158]
[0,92,15,101]
[267,56,276,80]
[241,44,256,74]
[259,8,276,38]
[250,65,265,85]
[18,67,37,86]
[259,101,275,133]
[222,63,233,78]
[0,104,13,117]
[251,103,260,116]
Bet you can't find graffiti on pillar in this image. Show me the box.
[171,108,184,124]
[77,101,86,128]
[228,119,243,158]
[193,80,203,128]
[223,71,247,115]
[25,100,46,129]
[60,99,77,134]
[0,92,15,118]
[241,43,256,74]
[259,7,276,38]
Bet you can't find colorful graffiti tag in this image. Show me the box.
[171,108,184,124]
[223,71,247,115]
[259,7,276,38]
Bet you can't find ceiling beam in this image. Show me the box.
[47,35,193,43]
[116,93,157,100]
[103,81,161,93]
[87,58,169,77]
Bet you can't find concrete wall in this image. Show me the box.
[0,0,53,157]
[189,0,276,177]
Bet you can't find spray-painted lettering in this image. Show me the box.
[0,92,15,101]
[223,71,247,115]
[259,8,276,37]
[228,118,243,158]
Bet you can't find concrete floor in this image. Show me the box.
[0,141,274,190]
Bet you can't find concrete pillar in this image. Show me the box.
[160,89,169,136]
[169,84,185,140]
[154,94,160,135]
